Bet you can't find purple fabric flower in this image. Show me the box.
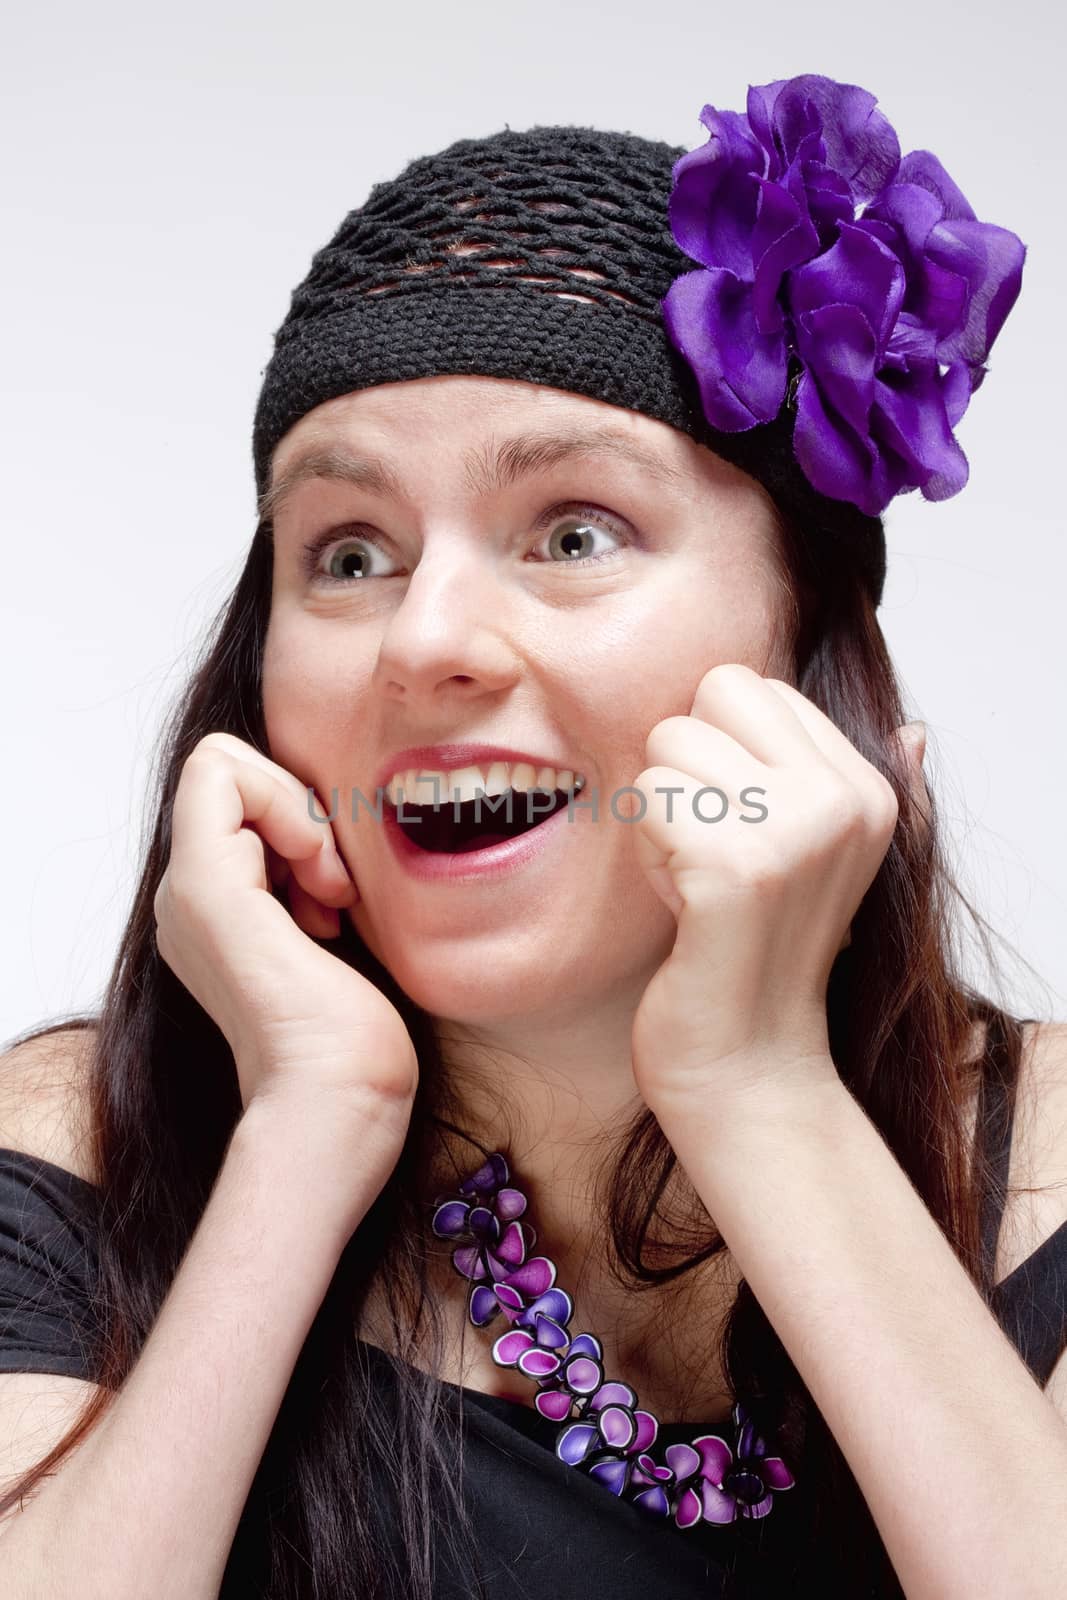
[662,74,1026,516]
[660,1403,796,1528]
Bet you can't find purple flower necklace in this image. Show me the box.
[431,1152,796,1529]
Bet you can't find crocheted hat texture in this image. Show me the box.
[251,123,887,607]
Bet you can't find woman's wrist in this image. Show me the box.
[233,1092,406,1248]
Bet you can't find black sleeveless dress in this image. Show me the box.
[1,1029,1065,1597]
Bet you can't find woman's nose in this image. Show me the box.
[371,541,519,702]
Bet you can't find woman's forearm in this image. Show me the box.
[0,1101,386,1600]
[653,1071,1067,1600]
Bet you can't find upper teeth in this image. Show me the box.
[384,763,586,807]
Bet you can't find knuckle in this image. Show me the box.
[815,774,859,829]
[644,720,688,763]
[186,737,232,772]
[745,851,790,892]
[160,869,197,919]
[876,776,900,825]
[196,731,242,757]
[636,764,683,798]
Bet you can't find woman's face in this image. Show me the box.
[262,375,794,1027]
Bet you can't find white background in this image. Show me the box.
[2,0,1063,1044]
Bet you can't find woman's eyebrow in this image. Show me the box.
[258,425,688,522]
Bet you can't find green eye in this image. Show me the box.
[538,508,628,567]
[300,528,392,583]
[322,539,374,581]
[543,518,627,569]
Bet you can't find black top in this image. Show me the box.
[1,1030,1065,1598]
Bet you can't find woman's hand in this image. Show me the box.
[629,664,924,1110]
[153,733,419,1146]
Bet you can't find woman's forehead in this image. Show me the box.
[269,377,749,506]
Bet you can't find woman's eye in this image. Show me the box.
[299,505,629,587]
[533,509,628,568]
[300,530,392,584]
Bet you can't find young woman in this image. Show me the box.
[1,76,1064,1600]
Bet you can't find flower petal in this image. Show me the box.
[746,77,820,181]
[597,1405,637,1451]
[794,300,880,454]
[563,1355,602,1395]
[495,1185,526,1220]
[675,1485,704,1530]
[534,1387,574,1422]
[668,106,765,273]
[631,1411,658,1454]
[735,1414,764,1461]
[636,1452,672,1483]
[494,1218,526,1266]
[662,267,788,430]
[451,1244,485,1281]
[876,149,1025,368]
[588,1455,630,1496]
[467,1205,499,1245]
[503,1255,555,1296]
[518,1346,561,1379]
[896,146,976,222]
[494,1282,523,1312]
[700,1479,740,1525]
[460,1152,508,1194]
[532,1313,569,1350]
[492,1328,533,1367]
[761,1455,796,1491]
[487,1249,515,1284]
[791,221,904,365]
[941,357,972,430]
[750,175,819,335]
[694,1433,734,1485]
[587,1381,637,1412]
[747,75,900,203]
[665,1441,701,1481]
[873,364,969,502]
[792,361,889,516]
[741,1492,775,1520]
[925,220,1024,368]
[468,1284,499,1327]
[633,1484,671,1517]
[431,1199,469,1238]
[524,1287,572,1328]
[798,156,854,246]
[566,1333,602,1361]
[861,179,964,341]
[557,1422,599,1467]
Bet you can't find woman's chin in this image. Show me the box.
[347,914,588,1022]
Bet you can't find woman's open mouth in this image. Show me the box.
[388,786,575,854]
[381,779,587,882]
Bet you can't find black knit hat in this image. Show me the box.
[252,124,887,608]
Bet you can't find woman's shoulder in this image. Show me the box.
[0,1022,101,1188]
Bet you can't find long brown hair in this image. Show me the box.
[1,503,1052,1597]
